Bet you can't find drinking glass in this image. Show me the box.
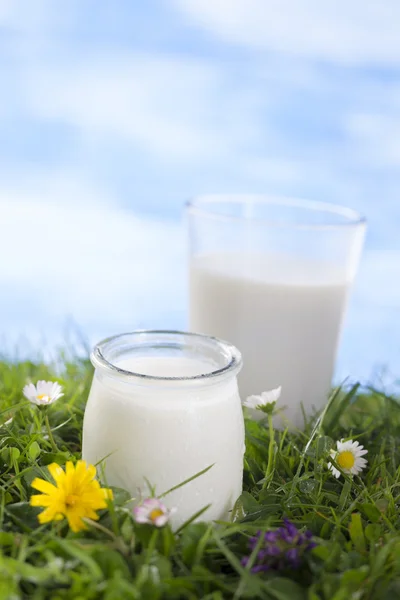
[187,195,366,428]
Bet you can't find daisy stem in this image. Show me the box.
[263,414,275,488]
[44,412,58,453]
[146,528,159,563]
[339,478,352,511]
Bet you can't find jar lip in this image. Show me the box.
[186,194,366,230]
[91,330,242,384]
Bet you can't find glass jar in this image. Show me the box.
[82,330,244,526]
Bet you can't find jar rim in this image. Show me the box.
[91,330,242,385]
[186,194,366,230]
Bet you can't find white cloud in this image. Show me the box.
[3,1,247,170]
[240,157,316,186]
[0,0,14,23]
[0,169,113,208]
[172,0,400,65]
[19,54,259,163]
[345,113,400,167]
[0,0,74,31]
[0,184,186,337]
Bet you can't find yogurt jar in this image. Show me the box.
[82,330,244,526]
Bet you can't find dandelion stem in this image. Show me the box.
[83,518,117,540]
[44,412,58,453]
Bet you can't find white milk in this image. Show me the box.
[82,355,244,526]
[190,254,350,428]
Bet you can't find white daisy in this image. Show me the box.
[242,386,282,411]
[133,498,176,527]
[328,439,368,479]
[23,380,64,406]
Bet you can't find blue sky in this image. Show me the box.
[0,0,399,385]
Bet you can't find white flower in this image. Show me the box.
[328,439,368,479]
[243,386,282,410]
[23,380,64,406]
[133,498,176,527]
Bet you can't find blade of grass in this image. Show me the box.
[159,464,214,498]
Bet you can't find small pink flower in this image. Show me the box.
[133,498,175,527]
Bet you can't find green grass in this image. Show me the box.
[1,356,400,599]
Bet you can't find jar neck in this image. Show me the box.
[91,330,242,388]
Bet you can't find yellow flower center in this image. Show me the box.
[337,451,355,470]
[149,508,164,522]
[65,494,79,508]
[37,394,50,403]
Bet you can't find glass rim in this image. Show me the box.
[186,194,366,230]
[91,330,242,384]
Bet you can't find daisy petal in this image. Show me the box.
[328,438,368,479]
[261,386,282,404]
[133,497,174,527]
[243,395,263,409]
[154,514,168,527]
[23,383,36,400]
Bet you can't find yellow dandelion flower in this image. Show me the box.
[30,460,113,532]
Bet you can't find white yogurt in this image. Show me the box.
[82,336,244,527]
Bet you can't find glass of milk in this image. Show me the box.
[187,195,366,429]
[82,330,244,526]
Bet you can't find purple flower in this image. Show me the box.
[252,564,270,574]
[286,548,300,568]
[242,519,317,574]
[283,518,299,538]
[265,531,279,543]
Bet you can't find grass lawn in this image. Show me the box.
[1,356,400,599]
